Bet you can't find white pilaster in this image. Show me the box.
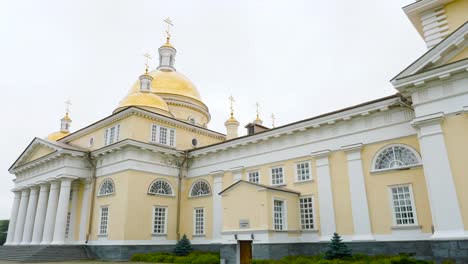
[5,191,21,245]
[52,178,73,244]
[21,186,39,244]
[67,183,80,242]
[341,144,374,241]
[41,181,60,244]
[411,113,466,239]
[79,180,92,242]
[12,189,29,245]
[311,150,336,241]
[31,183,50,244]
[212,171,224,242]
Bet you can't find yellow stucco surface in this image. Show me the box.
[443,114,468,230]
[445,0,468,36]
[446,47,468,64]
[22,145,55,164]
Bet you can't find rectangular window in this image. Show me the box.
[153,207,167,234]
[99,206,109,235]
[65,211,71,238]
[150,124,176,147]
[248,171,260,184]
[296,162,311,182]
[273,200,285,231]
[104,124,120,146]
[194,208,205,235]
[390,185,417,226]
[271,167,284,185]
[299,197,314,230]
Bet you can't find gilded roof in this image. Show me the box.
[117,92,170,112]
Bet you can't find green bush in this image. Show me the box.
[251,255,433,264]
[131,251,219,263]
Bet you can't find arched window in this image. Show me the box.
[373,144,421,171]
[98,179,115,196]
[148,179,173,196]
[190,180,211,197]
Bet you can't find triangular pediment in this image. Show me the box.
[9,137,86,172]
[392,22,468,83]
[219,180,300,196]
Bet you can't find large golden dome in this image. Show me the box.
[115,92,170,113]
[46,131,69,141]
[128,70,201,101]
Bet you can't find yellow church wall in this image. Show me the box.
[72,181,85,241]
[266,190,300,231]
[167,104,209,128]
[445,0,468,36]
[179,176,213,240]
[68,120,126,151]
[328,151,354,236]
[123,171,179,241]
[446,47,468,64]
[442,114,468,230]
[221,183,269,231]
[89,172,129,241]
[23,146,55,164]
[361,136,433,235]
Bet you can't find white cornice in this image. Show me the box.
[410,112,445,127]
[91,139,183,157]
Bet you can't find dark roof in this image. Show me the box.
[219,180,300,195]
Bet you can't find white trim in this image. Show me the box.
[189,179,212,198]
[148,179,175,196]
[98,206,109,236]
[294,160,312,182]
[247,170,260,184]
[388,184,419,227]
[298,195,316,231]
[272,198,287,231]
[97,178,115,197]
[152,206,168,235]
[371,144,423,173]
[270,166,285,186]
[193,207,205,236]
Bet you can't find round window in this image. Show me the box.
[191,138,198,147]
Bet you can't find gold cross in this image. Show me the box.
[143,52,152,73]
[271,113,276,128]
[228,95,235,116]
[64,99,72,114]
[164,17,174,40]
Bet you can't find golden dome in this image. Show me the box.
[129,70,202,102]
[116,91,170,112]
[47,131,69,141]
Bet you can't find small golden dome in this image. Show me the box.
[47,131,69,141]
[129,70,202,102]
[116,91,170,112]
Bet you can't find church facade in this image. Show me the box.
[4,0,468,262]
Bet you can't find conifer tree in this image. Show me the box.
[173,234,193,256]
[324,232,352,259]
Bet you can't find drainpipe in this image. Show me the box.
[85,152,97,243]
[176,152,189,241]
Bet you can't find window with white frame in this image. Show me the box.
[104,124,120,146]
[299,197,314,230]
[296,162,311,182]
[152,206,167,234]
[190,180,211,197]
[194,208,205,235]
[390,185,417,226]
[271,167,284,185]
[148,180,173,196]
[98,179,115,196]
[99,206,109,235]
[273,200,285,231]
[150,124,176,147]
[65,212,71,238]
[374,145,420,171]
[248,171,260,184]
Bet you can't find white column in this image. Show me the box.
[311,150,336,241]
[31,183,50,244]
[67,182,79,242]
[21,186,39,244]
[412,114,466,239]
[5,191,21,245]
[52,178,73,244]
[41,181,60,244]
[79,180,92,242]
[13,189,29,245]
[341,144,374,241]
[212,172,224,242]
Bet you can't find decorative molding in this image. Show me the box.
[421,6,449,48]
[410,112,445,127]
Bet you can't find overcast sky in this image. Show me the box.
[0,0,424,219]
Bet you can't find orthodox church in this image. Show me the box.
[3,0,468,262]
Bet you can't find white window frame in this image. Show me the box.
[189,180,211,198]
[193,207,205,236]
[97,178,115,197]
[270,166,285,186]
[148,179,174,196]
[152,206,168,235]
[150,124,176,147]
[371,144,422,173]
[272,198,287,231]
[299,196,316,230]
[388,184,419,227]
[295,161,312,182]
[98,206,109,236]
[104,124,120,146]
[247,170,260,184]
